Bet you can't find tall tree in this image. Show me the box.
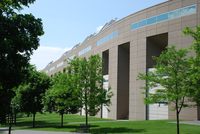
[0,0,44,123]
[138,46,190,134]
[43,72,81,127]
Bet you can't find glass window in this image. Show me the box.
[97,41,100,46]
[57,62,64,68]
[168,9,181,20]
[157,13,168,22]
[131,23,138,30]
[50,67,55,71]
[181,5,196,16]
[96,31,118,46]
[131,4,196,31]
[113,31,118,37]
[78,46,91,56]
[147,16,157,25]
[138,19,147,27]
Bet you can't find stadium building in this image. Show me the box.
[43,0,200,120]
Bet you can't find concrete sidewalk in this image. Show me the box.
[179,121,200,126]
[170,121,200,126]
[0,129,81,134]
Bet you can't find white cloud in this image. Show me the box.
[30,46,71,70]
[96,25,103,33]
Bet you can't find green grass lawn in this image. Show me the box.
[4,113,200,134]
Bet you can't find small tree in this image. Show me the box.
[183,26,200,106]
[43,72,81,127]
[15,66,51,128]
[138,46,190,134]
[69,55,112,127]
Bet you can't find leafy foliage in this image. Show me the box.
[44,72,82,127]
[68,55,113,126]
[43,72,81,127]
[183,26,200,106]
[0,0,43,123]
[44,55,112,127]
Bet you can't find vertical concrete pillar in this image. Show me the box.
[108,46,118,119]
[129,39,146,120]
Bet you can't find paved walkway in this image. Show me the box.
[170,120,200,126]
[179,121,200,126]
[0,128,82,134]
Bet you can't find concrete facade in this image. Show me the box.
[43,0,200,121]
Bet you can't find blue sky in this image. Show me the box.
[24,0,167,70]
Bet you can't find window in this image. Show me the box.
[157,13,168,22]
[78,46,92,56]
[168,9,181,20]
[50,66,55,71]
[147,16,157,25]
[131,23,138,30]
[131,4,196,30]
[96,31,118,46]
[138,19,147,27]
[181,5,196,16]
[57,62,64,68]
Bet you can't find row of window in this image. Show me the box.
[47,61,64,72]
[96,31,118,46]
[74,4,196,58]
[78,46,92,56]
[49,66,55,71]
[57,62,64,68]
[131,4,196,30]
[75,31,119,57]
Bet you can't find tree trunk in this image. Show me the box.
[14,112,17,125]
[32,113,36,128]
[85,90,88,127]
[61,113,64,127]
[86,105,88,127]
[100,104,103,119]
[8,113,12,134]
[176,103,180,134]
[0,113,6,124]
[198,106,200,120]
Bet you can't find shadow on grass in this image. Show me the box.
[14,121,59,128]
[14,121,145,133]
[90,127,145,134]
[14,120,98,130]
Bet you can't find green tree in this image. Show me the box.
[0,0,43,123]
[15,66,51,128]
[138,46,190,134]
[43,72,81,127]
[69,55,112,128]
[183,26,200,106]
